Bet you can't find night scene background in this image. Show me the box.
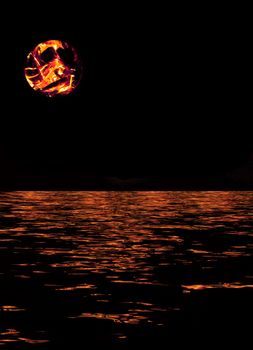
[0,4,251,189]
[0,4,252,350]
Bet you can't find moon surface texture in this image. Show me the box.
[25,40,82,97]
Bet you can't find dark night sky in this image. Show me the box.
[0,5,251,188]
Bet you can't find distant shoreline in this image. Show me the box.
[1,175,253,191]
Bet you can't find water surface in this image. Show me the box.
[0,191,253,348]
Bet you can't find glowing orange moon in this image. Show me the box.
[24,40,82,97]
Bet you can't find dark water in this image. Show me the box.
[0,191,253,349]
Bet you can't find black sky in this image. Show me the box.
[0,5,251,188]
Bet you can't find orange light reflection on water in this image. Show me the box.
[2,191,253,284]
[1,190,253,341]
[183,283,253,290]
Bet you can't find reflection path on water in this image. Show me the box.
[0,191,253,347]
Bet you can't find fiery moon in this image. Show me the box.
[24,40,82,97]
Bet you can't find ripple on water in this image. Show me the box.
[0,191,253,347]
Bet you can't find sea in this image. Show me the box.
[0,191,253,349]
